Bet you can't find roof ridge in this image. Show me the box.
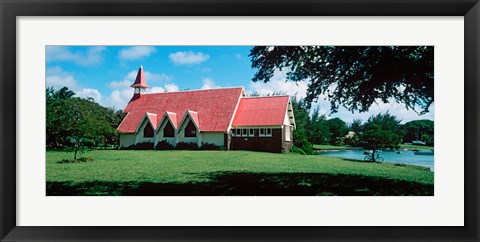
[143,86,244,95]
[243,95,290,98]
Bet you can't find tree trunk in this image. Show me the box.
[74,144,78,161]
[371,147,376,162]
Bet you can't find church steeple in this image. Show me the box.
[130,65,149,101]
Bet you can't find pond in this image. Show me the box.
[317,149,434,171]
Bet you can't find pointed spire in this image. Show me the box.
[130,65,149,88]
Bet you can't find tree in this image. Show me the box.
[402,119,434,145]
[349,119,364,134]
[360,113,403,162]
[250,46,433,114]
[47,95,121,159]
[306,107,330,145]
[290,96,314,154]
[326,118,348,145]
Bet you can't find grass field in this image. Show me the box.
[313,144,351,150]
[46,150,434,196]
[399,144,435,150]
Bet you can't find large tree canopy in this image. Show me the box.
[250,46,434,114]
[360,113,403,161]
[46,87,125,159]
[402,119,434,145]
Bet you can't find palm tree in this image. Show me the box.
[54,87,76,100]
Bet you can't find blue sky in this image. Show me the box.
[46,46,434,124]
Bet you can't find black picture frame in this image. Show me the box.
[1,0,478,241]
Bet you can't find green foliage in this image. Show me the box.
[250,46,433,114]
[46,87,124,160]
[306,107,331,144]
[360,113,403,161]
[290,97,314,154]
[292,131,314,155]
[290,145,307,155]
[200,142,222,150]
[349,119,364,134]
[155,140,175,150]
[402,119,434,145]
[344,135,361,147]
[326,118,349,144]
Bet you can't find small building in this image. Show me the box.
[117,66,296,153]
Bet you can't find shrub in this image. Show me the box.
[293,131,315,155]
[200,142,222,150]
[175,142,199,150]
[156,140,175,150]
[291,145,307,155]
[121,142,154,150]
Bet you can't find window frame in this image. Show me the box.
[258,128,273,137]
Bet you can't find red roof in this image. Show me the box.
[186,110,200,130]
[117,87,245,133]
[146,113,157,129]
[130,66,149,88]
[165,112,178,129]
[232,96,289,127]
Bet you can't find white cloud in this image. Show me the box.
[46,46,105,66]
[149,86,165,93]
[126,70,173,82]
[248,69,308,97]
[248,68,434,124]
[77,88,102,103]
[201,78,219,90]
[46,66,103,104]
[234,53,242,59]
[108,79,131,89]
[46,66,80,91]
[118,46,156,60]
[326,100,435,124]
[169,51,209,65]
[106,89,134,110]
[164,83,179,92]
[104,68,181,109]
[108,69,174,89]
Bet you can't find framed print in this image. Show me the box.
[1,0,479,241]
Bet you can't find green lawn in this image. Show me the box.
[313,144,351,150]
[399,144,434,150]
[46,150,433,196]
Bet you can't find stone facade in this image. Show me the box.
[282,125,293,153]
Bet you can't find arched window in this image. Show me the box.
[143,122,154,138]
[185,120,197,137]
[164,121,174,137]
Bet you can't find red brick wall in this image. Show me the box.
[230,129,283,153]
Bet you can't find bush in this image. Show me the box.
[175,142,199,150]
[121,142,154,150]
[156,140,174,150]
[200,142,222,150]
[291,145,307,155]
[293,131,315,155]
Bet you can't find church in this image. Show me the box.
[117,66,295,153]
